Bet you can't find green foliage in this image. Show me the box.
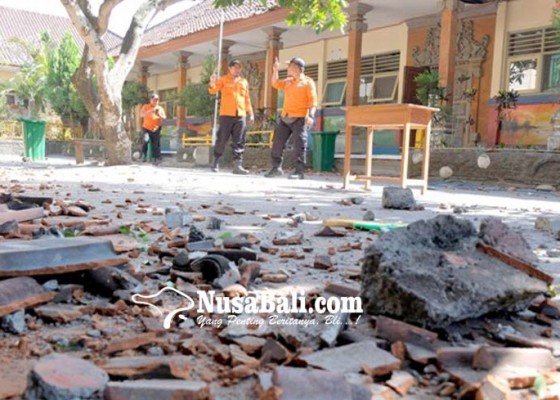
[119,224,150,251]
[553,0,560,40]
[493,89,520,120]
[45,32,88,123]
[532,374,547,398]
[414,69,445,106]
[212,0,348,32]
[177,54,216,118]
[122,81,149,115]
[3,33,51,118]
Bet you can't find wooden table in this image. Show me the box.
[342,104,439,194]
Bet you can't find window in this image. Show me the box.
[322,79,347,106]
[370,73,399,103]
[506,27,560,93]
[362,52,400,103]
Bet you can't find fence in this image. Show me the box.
[0,119,83,140]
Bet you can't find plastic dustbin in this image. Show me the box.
[310,131,339,171]
[21,118,46,161]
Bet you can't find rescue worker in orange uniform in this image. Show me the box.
[208,59,254,174]
[140,93,166,165]
[265,57,317,180]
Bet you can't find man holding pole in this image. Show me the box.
[208,59,254,174]
[265,56,317,180]
[140,93,166,165]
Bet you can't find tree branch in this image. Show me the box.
[60,0,108,61]
[98,0,125,35]
[111,0,185,86]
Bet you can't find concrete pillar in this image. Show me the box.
[214,40,235,75]
[139,61,152,87]
[263,27,286,115]
[175,51,192,129]
[345,3,373,106]
[438,0,459,90]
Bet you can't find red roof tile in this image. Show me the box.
[0,6,122,67]
[141,0,278,48]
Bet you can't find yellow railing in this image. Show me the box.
[246,130,274,147]
[0,120,22,138]
[182,129,274,148]
[0,119,83,140]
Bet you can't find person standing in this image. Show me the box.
[208,59,254,174]
[265,57,317,180]
[140,93,166,165]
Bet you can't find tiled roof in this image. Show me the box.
[142,0,278,48]
[0,6,122,68]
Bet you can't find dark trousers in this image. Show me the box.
[271,117,307,172]
[143,127,162,160]
[214,116,246,161]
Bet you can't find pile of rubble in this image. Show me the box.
[0,187,559,399]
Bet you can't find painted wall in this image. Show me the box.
[487,0,557,146]
[488,98,560,146]
[491,0,556,96]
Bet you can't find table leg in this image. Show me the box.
[400,123,411,189]
[365,126,373,190]
[421,120,432,195]
[343,123,353,188]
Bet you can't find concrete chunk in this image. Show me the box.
[0,238,125,277]
[25,353,108,400]
[301,340,401,375]
[105,379,208,400]
[382,187,416,210]
[270,366,353,400]
[362,215,547,328]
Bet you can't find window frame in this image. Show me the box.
[368,72,399,103]
[505,54,543,94]
[322,78,347,107]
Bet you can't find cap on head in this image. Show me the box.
[228,59,241,67]
[287,57,305,69]
[150,93,159,100]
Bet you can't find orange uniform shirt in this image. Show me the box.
[272,75,317,118]
[208,74,253,117]
[141,104,166,131]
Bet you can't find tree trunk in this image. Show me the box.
[100,99,131,165]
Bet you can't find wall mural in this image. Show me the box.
[488,102,557,146]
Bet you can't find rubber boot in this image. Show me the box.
[211,157,220,173]
[232,159,249,175]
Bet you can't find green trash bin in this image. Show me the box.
[311,131,339,171]
[21,118,46,161]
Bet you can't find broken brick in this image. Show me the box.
[261,338,291,364]
[229,344,260,369]
[385,371,416,396]
[0,277,55,318]
[375,316,438,343]
[472,346,555,371]
[233,336,266,355]
[475,375,512,400]
[35,304,85,323]
[105,332,158,355]
[313,255,333,270]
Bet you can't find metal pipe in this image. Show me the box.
[211,9,225,147]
